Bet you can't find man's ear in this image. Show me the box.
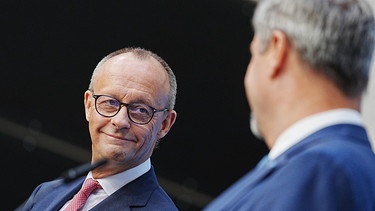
[157,110,177,139]
[84,90,92,121]
[268,30,289,78]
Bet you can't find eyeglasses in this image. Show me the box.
[91,93,168,125]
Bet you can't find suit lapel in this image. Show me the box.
[91,167,159,210]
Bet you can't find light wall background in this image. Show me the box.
[363,57,375,150]
[361,1,375,150]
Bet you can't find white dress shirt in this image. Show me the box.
[60,158,151,211]
[268,109,363,160]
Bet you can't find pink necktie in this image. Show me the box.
[64,178,102,211]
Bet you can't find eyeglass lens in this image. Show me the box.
[95,95,154,124]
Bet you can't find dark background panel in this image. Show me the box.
[1,1,269,210]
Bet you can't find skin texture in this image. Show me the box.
[84,52,177,178]
[244,31,360,149]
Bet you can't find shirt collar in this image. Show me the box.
[87,158,151,195]
[268,109,363,160]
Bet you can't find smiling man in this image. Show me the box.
[21,47,178,211]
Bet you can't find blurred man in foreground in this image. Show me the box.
[204,0,375,210]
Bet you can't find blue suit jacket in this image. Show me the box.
[204,124,375,211]
[20,166,178,211]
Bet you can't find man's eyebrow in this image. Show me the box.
[128,97,154,106]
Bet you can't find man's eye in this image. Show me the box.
[130,104,151,115]
[138,107,149,114]
[108,99,119,107]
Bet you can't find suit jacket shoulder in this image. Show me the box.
[204,124,375,211]
[19,176,85,211]
[19,166,178,211]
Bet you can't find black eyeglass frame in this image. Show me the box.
[91,92,168,125]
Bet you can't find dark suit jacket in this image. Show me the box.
[204,124,375,211]
[20,166,178,211]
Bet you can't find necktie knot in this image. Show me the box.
[64,178,102,211]
[81,178,101,197]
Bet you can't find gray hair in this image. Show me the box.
[88,47,177,109]
[252,0,375,97]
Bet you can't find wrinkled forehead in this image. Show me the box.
[93,52,170,104]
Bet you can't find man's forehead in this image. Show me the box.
[103,52,163,71]
[96,52,169,90]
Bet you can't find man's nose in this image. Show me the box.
[110,106,131,129]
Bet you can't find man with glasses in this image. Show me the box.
[21,47,178,210]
